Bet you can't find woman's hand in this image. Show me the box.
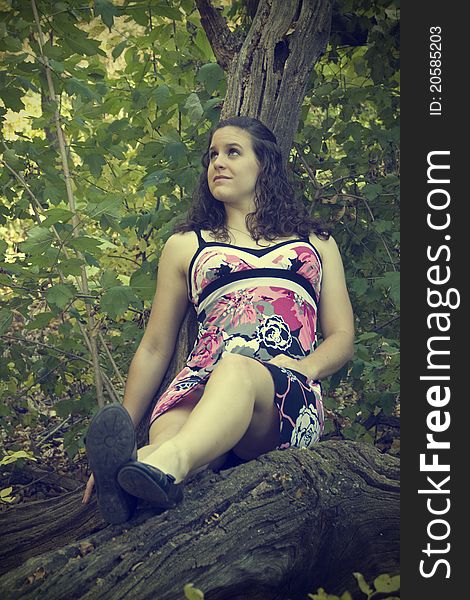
[82,473,95,504]
[267,354,311,379]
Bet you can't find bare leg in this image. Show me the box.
[140,354,278,484]
[137,393,228,477]
[138,443,226,477]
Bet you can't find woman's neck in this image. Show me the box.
[226,224,252,237]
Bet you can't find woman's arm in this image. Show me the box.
[268,235,354,381]
[122,233,190,427]
[122,348,174,428]
[297,235,355,380]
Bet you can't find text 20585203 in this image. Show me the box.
[429,26,442,116]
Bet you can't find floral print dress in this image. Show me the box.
[149,229,325,450]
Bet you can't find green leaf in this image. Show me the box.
[0,450,37,466]
[46,284,75,309]
[374,219,392,233]
[63,35,103,57]
[151,4,182,20]
[355,344,370,361]
[2,36,22,52]
[19,227,55,255]
[112,40,126,60]
[0,86,25,111]
[25,311,56,330]
[373,574,400,593]
[55,398,88,418]
[163,141,187,166]
[342,406,357,420]
[64,77,101,102]
[343,122,363,140]
[142,170,169,189]
[329,363,349,391]
[101,269,121,289]
[0,403,12,417]
[357,332,378,342]
[3,147,23,171]
[84,251,101,267]
[183,583,205,600]
[353,572,373,596]
[153,84,172,108]
[379,271,400,306]
[41,208,74,227]
[363,183,382,201]
[94,0,118,30]
[58,258,85,277]
[85,197,122,220]
[0,309,13,335]
[130,269,155,301]
[119,323,140,345]
[197,62,224,94]
[44,180,67,205]
[184,92,204,122]
[0,487,14,502]
[69,236,103,254]
[82,152,106,177]
[0,273,13,287]
[100,286,136,319]
[381,392,397,416]
[314,81,338,97]
[349,277,368,296]
[49,59,65,73]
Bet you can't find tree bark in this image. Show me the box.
[195,0,334,162]
[0,441,398,599]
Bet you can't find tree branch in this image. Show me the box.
[31,0,104,407]
[194,0,240,70]
[340,193,398,271]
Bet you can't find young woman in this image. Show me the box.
[83,116,354,524]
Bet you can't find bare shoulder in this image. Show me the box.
[308,232,341,263]
[163,231,199,277]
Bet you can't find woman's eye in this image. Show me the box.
[210,148,239,159]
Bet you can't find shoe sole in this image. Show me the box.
[85,404,137,524]
[118,463,182,509]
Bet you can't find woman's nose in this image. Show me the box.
[212,154,227,169]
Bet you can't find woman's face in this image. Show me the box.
[207,126,261,208]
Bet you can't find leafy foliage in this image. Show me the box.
[0,449,37,502]
[308,572,400,599]
[0,0,399,457]
[181,572,400,599]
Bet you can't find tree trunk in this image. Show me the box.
[0,441,398,599]
[196,0,333,162]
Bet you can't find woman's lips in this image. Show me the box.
[214,176,230,181]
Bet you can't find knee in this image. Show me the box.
[214,353,254,387]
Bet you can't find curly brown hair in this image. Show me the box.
[173,116,329,242]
